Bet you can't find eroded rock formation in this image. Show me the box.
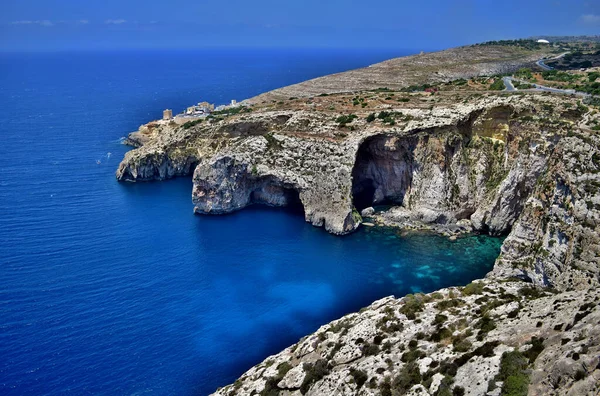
[116,84,600,395]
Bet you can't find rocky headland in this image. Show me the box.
[116,42,600,395]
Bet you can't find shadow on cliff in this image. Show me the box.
[351,134,417,211]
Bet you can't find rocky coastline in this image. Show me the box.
[116,43,600,395]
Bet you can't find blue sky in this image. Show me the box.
[1,0,599,51]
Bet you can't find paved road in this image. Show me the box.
[502,77,516,91]
[501,52,593,95]
[504,76,590,98]
[536,52,570,71]
[536,59,553,71]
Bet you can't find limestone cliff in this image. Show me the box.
[116,50,600,395]
[213,283,599,396]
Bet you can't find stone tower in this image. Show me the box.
[163,109,173,120]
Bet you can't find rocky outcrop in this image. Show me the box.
[116,122,205,181]
[117,149,200,181]
[492,129,600,291]
[213,281,600,396]
[116,78,600,395]
[191,129,360,234]
[192,156,303,214]
[215,281,600,396]
[189,97,556,237]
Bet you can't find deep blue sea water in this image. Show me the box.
[0,49,503,395]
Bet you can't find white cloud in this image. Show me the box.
[581,14,600,24]
[105,19,126,25]
[11,20,53,27]
[76,19,89,25]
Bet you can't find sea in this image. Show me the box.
[0,48,503,395]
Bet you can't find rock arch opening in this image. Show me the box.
[249,178,305,216]
[351,134,417,212]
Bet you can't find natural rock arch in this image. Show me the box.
[351,134,419,211]
[192,156,305,216]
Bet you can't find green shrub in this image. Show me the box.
[429,327,453,342]
[362,342,380,357]
[383,117,395,125]
[377,315,404,333]
[260,361,293,396]
[379,377,392,396]
[498,351,528,380]
[366,113,376,123]
[476,314,497,335]
[515,68,533,80]
[438,360,459,377]
[349,368,368,389]
[212,106,252,116]
[436,299,464,310]
[401,348,425,363]
[391,362,421,394]
[501,372,529,396]
[377,111,391,119]
[518,287,547,300]
[462,282,485,296]
[401,83,433,92]
[489,79,506,91]
[328,319,351,333]
[400,294,426,319]
[453,338,472,353]
[182,119,203,129]
[335,114,358,127]
[496,350,529,396]
[434,374,455,396]
[300,359,330,394]
[434,314,448,325]
[523,337,545,363]
[473,341,499,357]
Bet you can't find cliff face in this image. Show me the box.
[116,123,204,181]
[493,129,600,290]
[116,85,600,395]
[191,124,360,234]
[212,283,600,396]
[187,99,549,240]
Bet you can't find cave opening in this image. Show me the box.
[353,179,377,212]
[250,181,305,216]
[351,135,414,212]
[279,187,305,216]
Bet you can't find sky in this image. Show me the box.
[1,0,599,51]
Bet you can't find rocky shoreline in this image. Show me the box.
[360,207,476,240]
[212,282,599,396]
[116,44,600,395]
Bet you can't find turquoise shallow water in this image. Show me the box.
[0,49,503,395]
